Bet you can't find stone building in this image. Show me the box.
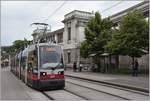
[32,1,149,70]
[62,10,94,67]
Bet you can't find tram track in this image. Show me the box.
[65,76,149,100]
[42,92,55,100]
[63,89,89,100]
[66,75,149,95]
[39,76,149,100]
[42,89,87,100]
[42,82,128,100]
[41,85,90,100]
[65,81,129,100]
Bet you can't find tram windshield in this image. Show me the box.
[39,46,63,69]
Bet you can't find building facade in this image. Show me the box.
[62,10,94,67]
[32,1,149,69]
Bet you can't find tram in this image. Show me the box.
[10,43,65,90]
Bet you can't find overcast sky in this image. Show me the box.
[1,0,143,46]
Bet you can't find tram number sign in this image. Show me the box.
[45,48,56,52]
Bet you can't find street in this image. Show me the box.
[0,67,149,100]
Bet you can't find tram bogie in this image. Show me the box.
[10,43,65,90]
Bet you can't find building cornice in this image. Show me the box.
[110,1,149,23]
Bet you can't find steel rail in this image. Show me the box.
[66,81,130,100]
[65,75,149,95]
[42,92,55,100]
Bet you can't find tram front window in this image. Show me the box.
[40,46,63,69]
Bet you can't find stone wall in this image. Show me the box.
[63,48,92,68]
[119,54,149,69]
[63,48,149,70]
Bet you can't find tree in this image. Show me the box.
[106,11,149,66]
[10,39,32,55]
[80,12,113,72]
[80,41,92,58]
[80,12,113,58]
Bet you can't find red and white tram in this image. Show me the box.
[11,43,65,90]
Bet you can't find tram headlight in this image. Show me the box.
[40,72,47,76]
[58,71,64,75]
[43,72,46,75]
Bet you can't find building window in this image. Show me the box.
[53,35,55,42]
[50,35,55,42]
[52,35,54,41]
[45,37,47,41]
[57,33,63,43]
[67,52,71,63]
[68,27,71,41]
[48,37,50,42]
[50,36,52,42]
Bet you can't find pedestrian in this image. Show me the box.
[73,62,77,72]
[79,63,83,72]
[132,59,139,76]
[134,59,139,76]
[131,61,134,76]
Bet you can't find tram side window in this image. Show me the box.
[21,57,27,70]
[28,50,38,70]
[16,58,19,68]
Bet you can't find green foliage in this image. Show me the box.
[106,11,149,58]
[80,11,113,58]
[80,41,92,58]
[11,39,32,54]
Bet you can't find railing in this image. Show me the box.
[33,29,45,34]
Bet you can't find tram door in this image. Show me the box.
[19,53,22,79]
[21,52,28,83]
[27,49,38,86]
[16,56,20,77]
[24,49,28,84]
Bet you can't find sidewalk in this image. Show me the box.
[65,69,149,93]
[0,68,31,100]
[0,67,49,100]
